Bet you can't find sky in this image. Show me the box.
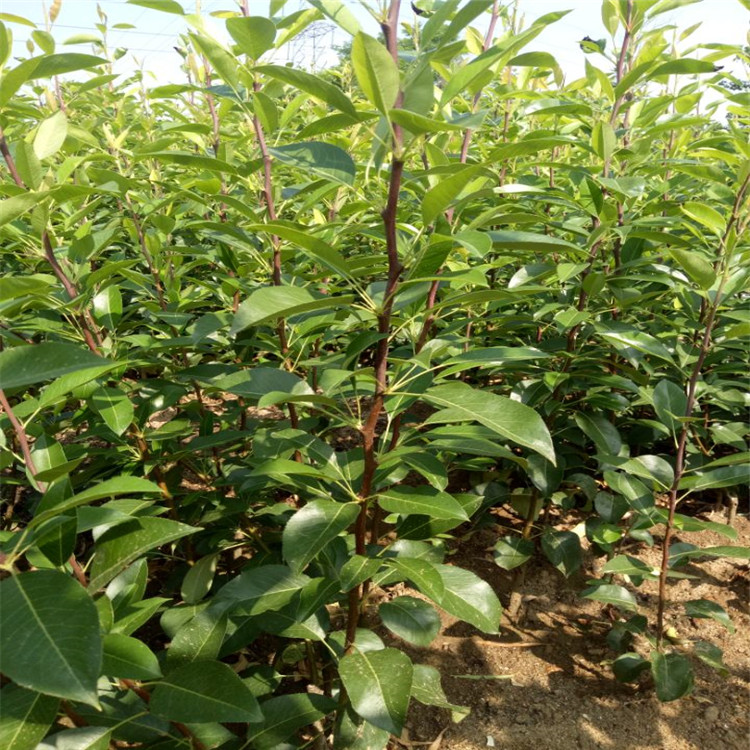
[0,0,748,87]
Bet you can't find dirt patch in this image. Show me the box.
[388,512,750,750]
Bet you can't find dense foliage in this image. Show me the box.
[1,0,749,748]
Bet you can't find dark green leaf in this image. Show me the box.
[151,661,262,722]
[651,651,694,702]
[102,633,162,680]
[0,570,101,706]
[684,599,734,633]
[0,684,59,750]
[247,693,336,749]
[0,343,108,390]
[379,596,440,647]
[270,141,355,186]
[492,536,534,571]
[541,530,582,577]
[339,648,413,736]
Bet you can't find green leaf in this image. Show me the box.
[227,16,275,59]
[597,328,673,364]
[231,286,349,335]
[379,596,441,647]
[128,0,185,13]
[682,201,725,236]
[612,652,650,683]
[582,583,638,612]
[422,165,486,224]
[334,706,390,750]
[541,530,582,577]
[282,500,359,573]
[488,230,582,255]
[43,727,111,750]
[269,141,356,185]
[181,553,219,604]
[339,555,382,592]
[88,517,199,591]
[410,664,470,721]
[0,193,47,227]
[90,387,134,437]
[247,693,337,749]
[33,475,163,527]
[378,486,469,522]
[388,108,464,134]
[150,661,262,723]
[307,0,361,36]
[684,599,734,633]
[430,564,501,634]
[351,32,399,115]
[651,58,717,76]
[693,641,728,677]
[102,633,162,679]
[653,379,687,437]
[0,343,108,391]
[492,536,534,571]
[0,684,59,750]
[339,648,413,736]
[0,570,101,706]
[575,412,622,455]
[211,564,309,616]
[35,515,76,566]
[651,651,694,702]
[424,382,555,463]
[33,110,67,160]
[667,248,716,289]
[679,466,750,492]
[189,33,239,90]
[255,64,356,116]
[591,120,616,163]
[166,609,227,667]
[92,285,123,329]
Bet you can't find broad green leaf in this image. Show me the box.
[430,564,501,633]
[34,515,76,566]
[600,555,654,577]
[0,570,101,706]
[102,633,162,679]
[597,328,673,363]
[575,413,622,455]
[489,230,582,255]
[90,387,134,437]
[150,661,262,723]
[190,33,239,89]
[307,0,361,36]
[339,648,413,735]
[388,108,464,134]
[269,141,355,185]
[334,706,390,750]
[0,54,107,106]
[693,641,728,677]
[166,609,227,667]
[128,0,184,13]
[591,120,616,163]
[682,201,725,236]
[227,16,275,59]
[92,285,122,329]
[34,476,163,527]
[653,379,687,436]
[255,64,356,116]
[541,530,581,577]
[181,553,219,604]
[379,596,440,647]
[410,664,470,721]
[43,727,111,750]
[282,500,360,573]
[424,382,555,463]
[33,110,67,160]
[679,466,749,492]
[422,165,486,224]
[88,517,199,591]
[668,248,716,289]
[651,59,717,76]
[651,651,694,702]
[492,536,534,571]
[0,343,107,391]
[0,684,59,750]
[508,51,559,68]
[339,555,382,592]
[582,583,638,612]
[0,193,47,227]
[135,151,240,174]
[684,599,734,633]
[378,486,469,522]
[612,652,650,683]
[211,564,309,616]
[231,286,349,335]
[247,693,337,749]
[351,32,399,115]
